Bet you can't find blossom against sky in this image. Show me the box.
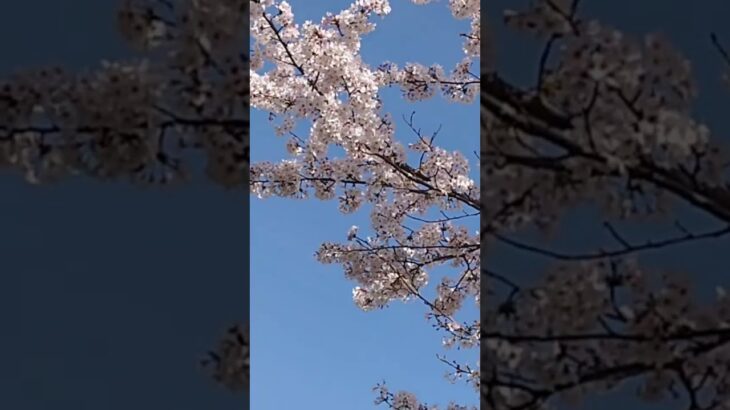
[250,0,479,408]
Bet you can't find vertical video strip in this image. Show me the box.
[250,0,479,409]
[4,1,250,409]
[483,2,730,410]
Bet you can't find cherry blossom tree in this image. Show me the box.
[0,0,249,393]
[250,0,479,408]
[483,1,730,409]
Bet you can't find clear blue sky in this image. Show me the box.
[1,2,247,409]
[251,1,479,408]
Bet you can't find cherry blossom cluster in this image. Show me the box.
[201,323,250,392]
[373,382,478,410]
[250,0,479,406]
[0,0,248,187]
[485,260,730,409]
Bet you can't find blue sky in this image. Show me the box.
[250,0,479,408]
[1,2,247,409]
